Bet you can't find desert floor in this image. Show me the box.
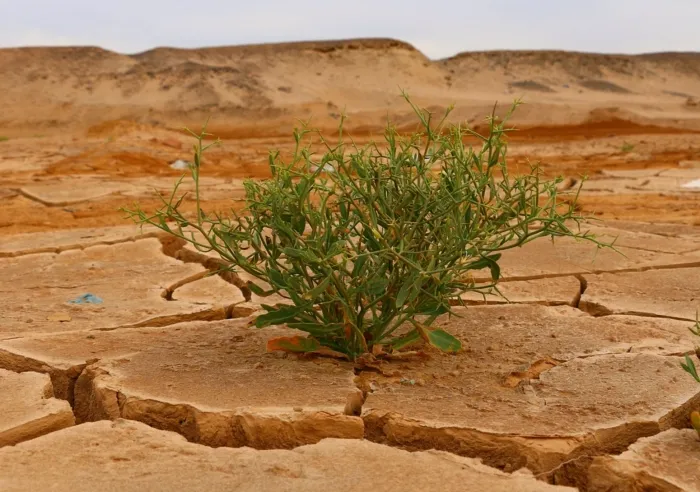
[2,39,700,491]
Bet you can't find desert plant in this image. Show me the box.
[621,141,635,153]
[680,314,700,436]
[0,136,8,142]
[123,94,601,360]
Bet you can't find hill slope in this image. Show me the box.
[1,38,699,137]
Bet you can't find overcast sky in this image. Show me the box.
[1,0,699,59]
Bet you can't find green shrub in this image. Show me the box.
[123,94,601,360]
[0,136,8,142]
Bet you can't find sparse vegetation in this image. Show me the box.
[124,94,602,360]
[0,136,9,142]
[680,314,700,436]
[621,141,635,153]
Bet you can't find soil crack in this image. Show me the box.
[13,187,118,208]
[158,236,252,301]
[475,259,700,284]
[0,231,164,258]
[90,302,257,332]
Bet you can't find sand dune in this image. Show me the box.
[1,38,699,138]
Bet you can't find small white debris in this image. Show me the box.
[170,160,191,170]
[310,163,335,172]
[681,179,700,190]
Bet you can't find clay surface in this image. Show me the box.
[0,238,246,337]
[2,40,700,491]
[0,369,74,447]
[588,429,700,492]
[1,319,363,448]
[0,420,573,492]
[360,305,700,478]
[580,267,700,320]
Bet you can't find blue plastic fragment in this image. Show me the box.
[68,293,103,305]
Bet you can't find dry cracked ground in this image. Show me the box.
[2,126,700,491]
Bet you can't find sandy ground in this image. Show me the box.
[1,39,700,491]
[1,39,700,233]
[1,117,699,235]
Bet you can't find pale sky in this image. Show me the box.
[1,0,699,59]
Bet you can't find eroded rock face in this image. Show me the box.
[0,419,574,492]
[359,305,700,484]
[588,429,700,492]
[0,318,363,448]
[0,369,74,447]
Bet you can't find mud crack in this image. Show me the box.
[475,258,700,284]
[12,187,119,207]
[158,236,252,301]
[573,274,588,309]
[0,231,164,258]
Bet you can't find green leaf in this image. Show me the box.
[352,255,367,277]
[292,215,306,235]
[465,253,502,281]
[268,268,286,288]
[295,178,309,197]
[682,355,700,383]
[255,305,305,328]
[415,299,450,316]
[390,329,422,351]
[488,259,501,281]
[246,282,276,297]
[396,272,421,308]
[283,247,320,264]
[326,239,346,258]
[363,227,380,252]
[303,276,332,301]
[365,277,389,296]
[425,328,462,353]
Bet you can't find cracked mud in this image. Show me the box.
[2,64,700,490]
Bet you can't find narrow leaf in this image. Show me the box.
[465,254,502,281]
[255,306,305,328]
[682,355,700,383]
[352,255,367,277]
[396,274,416,308]
[287,322,343,335]
[390,329,422,351]
[292,215,306,235]
[283,247,320,264]
[415,299,450,316]
[303,276,332,301]
[268,268,286,288]
[267,336,321,353]
[426,328,462,353]
[366,277,389,296]
[246,282,276,297]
